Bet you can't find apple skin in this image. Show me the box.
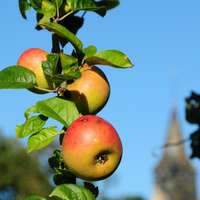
[17,48,49,90]
[62,115,122,181]
[67,65,110,114]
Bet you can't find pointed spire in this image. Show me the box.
[152,107,197,200]
[162,107,187,162]
[155,106,193,172]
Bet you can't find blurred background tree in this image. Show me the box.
[0,131,52,200]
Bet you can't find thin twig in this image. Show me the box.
[57,11,73,22]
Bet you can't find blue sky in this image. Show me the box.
[1,0,200,199]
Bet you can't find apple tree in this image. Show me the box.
[0,0,133,199]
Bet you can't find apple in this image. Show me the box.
[17,48,50,91]
[62,115,122,181]
[67,65,110,114]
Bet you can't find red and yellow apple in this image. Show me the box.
[17,48,50,91]
[62,115,122,181]
[67,65,110,114]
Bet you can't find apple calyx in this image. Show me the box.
[95,151,110,165]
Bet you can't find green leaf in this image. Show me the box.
[37,0,57,24]
[39,22,83,53]
[28,126,60,152]
[0,66,36,89]
[42,53,60,77]
[67,0,106,16]
[53,70,81,82]
[49,184,95,200]
[25,105,38,119]
[60,53,78,71]
[23,97,79,127]
[41,0,56,17]
[19,0,31,19]
[96,0,120,10]
[16,115,48,138]
[85,50,134,68]
[24,195,46,200]
[60,53,81,80]
[35,97,80,126]
[30,0,42,11]
[83,45,97,58]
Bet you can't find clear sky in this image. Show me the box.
[0,0,200,199]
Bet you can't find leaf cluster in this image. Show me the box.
[1,1,133,92]
[19,0,120,20]
[16,97,80,152]
[0,1,135,199]
[19,0,120,50]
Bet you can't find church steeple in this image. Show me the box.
[162,108,188,163]
[151,108,197,200]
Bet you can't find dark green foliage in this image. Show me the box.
[185,91,200,159]
[0,133,52,200]
[190,129,200,158]
[48,149,76,185]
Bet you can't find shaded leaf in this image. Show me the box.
[53,71,81,82]
[30,0,42,11]
[28,126,60,152]
[19,0,31,19]
[0,66,36,89]
[85,50,133,68]
[42,53,60,77]
[39,22,83,53]
[49,149,76,185]
[16,115,48,138]
[84,182,99,198]
[67,0,106,16]
[96,0,120,10]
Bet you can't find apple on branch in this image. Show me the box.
[67,64,110,114]
[62,115,122,181]
[17,48,52,93]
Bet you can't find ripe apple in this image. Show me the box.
[62,115,122,181]
[67,65,110,114]
[17,48,50,91]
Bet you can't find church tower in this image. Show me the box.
[151,109,197,200]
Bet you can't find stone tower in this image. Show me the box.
[151,109,197,200]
